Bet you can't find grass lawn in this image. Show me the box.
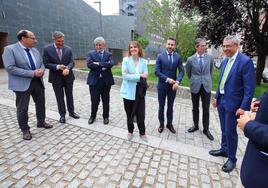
[80,64,268,98]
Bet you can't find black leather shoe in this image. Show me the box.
[103,118,109,124]
[23,130,32,140]
[69,112,80,119]
[167,125,176,134]
[203,130,214,141]
[187,126,199,133]
[88,117,95,124]
[59,116,66,123]
[222,159,236,173]
[209,149,228,157]
[158,124,164,133]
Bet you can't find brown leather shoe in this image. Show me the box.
[37,122,53,129]
[23,130,32,140]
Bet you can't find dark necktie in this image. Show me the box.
[168,53,172,63]
[99,52,103,61]
[199,56,203,70]
[57,48,62,60]
[24,48,36,70]
[168,53,172,69]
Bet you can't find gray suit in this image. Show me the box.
[2,42,46,132]
[186,53,214,130]
[186,53,214,93]
[3,42,45,91]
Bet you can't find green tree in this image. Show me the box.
[136,36,150,49]
[140,0,199,60]
[180,0,268,85]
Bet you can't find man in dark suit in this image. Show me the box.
[43,31,80,123]
[186,38,214,141]
[155,37,184,134]
[237,91,268,188]
[2,29,52,140]
[210,35,255,172]
[87,37,114,124]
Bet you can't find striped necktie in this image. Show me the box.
[24,48,36,70]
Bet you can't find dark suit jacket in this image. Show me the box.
[155,51,184,90]
[215,52,255,111]
[241,91,268,188]
[43,44,75,84]
[86,50,114,86]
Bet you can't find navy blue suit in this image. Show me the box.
[241,91,268,188]
[215,52,255,162]
[43,44,75,117]
[155,51,184,125]
[86,50,114,119]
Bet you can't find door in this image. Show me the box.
[0,32,8,68]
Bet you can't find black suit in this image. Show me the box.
[43,44,75,117]
[86,50,114,119]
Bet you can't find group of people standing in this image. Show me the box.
[2,29,268,186]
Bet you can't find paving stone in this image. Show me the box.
[64,172,77,182]
[49,173,63,183]
[82,178,94,188]
[139,163,149,169]
[68,158,79,166]
[178,178,188,187]
[55,182,66,188]
[58,165,71,174]
[12,170,27,180]
[0,180,14,188]
[91,169,102,177]
[67,179,81,188]
[28,168,42,177]
[32,176,46,186]
[167,181,177,188]
[124,171,134,180]
[15,179,30,188]
[119,180,130,188]
[155,183,165,188]
[78,170,90,179]
[0,172,9,182]
[145,175,155,185]
[40,160,53,168]
[43,166,57,176]
[111,173,122,182]
[132,178,143,187]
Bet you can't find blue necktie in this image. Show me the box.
[24,48,36,70]
[99,52,103,62]
[199,56,203,70]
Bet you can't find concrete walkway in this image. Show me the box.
[0,69,246,187]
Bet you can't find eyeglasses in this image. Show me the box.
[26,36,37,40]
[222,45,234,49]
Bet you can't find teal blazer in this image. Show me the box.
[120,56,148,100]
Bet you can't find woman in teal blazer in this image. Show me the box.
[120,41,148,141]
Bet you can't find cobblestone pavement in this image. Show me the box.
[0,69,245,187]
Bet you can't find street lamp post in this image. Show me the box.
[94,1,103,36]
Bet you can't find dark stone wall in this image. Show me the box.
[0,0,135,60]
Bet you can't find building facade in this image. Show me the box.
[0,0,135,67]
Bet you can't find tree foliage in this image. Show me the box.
[180,0,268,85]
[140,0,199,60]
[136,36,150,49]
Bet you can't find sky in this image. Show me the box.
[83,0,119,15]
